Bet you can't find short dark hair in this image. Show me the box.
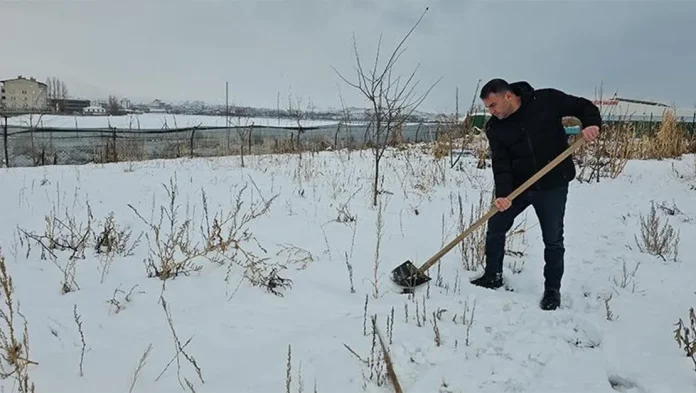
[479,78,513,99]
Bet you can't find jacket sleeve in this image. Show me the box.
[546,88,603,128]
[485,123,514,198]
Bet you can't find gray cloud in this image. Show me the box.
[1,0,693,112]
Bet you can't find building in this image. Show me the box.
[82,104,107,115]
[50,98,91,114]
[1,75,49,112]
[148,99,169,113]
[119,98,132,110]
[592,97,694,122]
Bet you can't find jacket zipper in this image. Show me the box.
[522,126,540,190]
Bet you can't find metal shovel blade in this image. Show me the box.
[390,260,431,293]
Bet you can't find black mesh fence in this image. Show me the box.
[3,116,693,168]
[0,122,443,168]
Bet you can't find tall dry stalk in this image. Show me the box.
[0,249,37,393]
[635,201,680,262]
[458,191,488,271]
[674,307,696,372]
[641,109,688,159]
[372,198,386,299]
[575,120,636,182]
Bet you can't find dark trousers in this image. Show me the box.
[484,183,568,290]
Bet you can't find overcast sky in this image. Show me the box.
[2,0,694,113]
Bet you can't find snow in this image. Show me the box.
[5,113,369,130]
[0,145,695,393]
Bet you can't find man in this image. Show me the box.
[471,78,601,311]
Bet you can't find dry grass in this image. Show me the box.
[127,177,292,298]
[636,110,690,160]
[458,190,488,271]
[634,201,680,262]
[673,307,696,372]
[17,184,141,293]
[16,193,93,294]
[128,343,153,393]
[0,249,37,393]
[575,108,695,183]
[156,294,204,392]
[575,120,637,182]
[94,211,142,283]
[371,197,386,299]
[343,315,391,390]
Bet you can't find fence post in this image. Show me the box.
[3,116,8,168]
[189,127,196,157]
[112,130,117,162]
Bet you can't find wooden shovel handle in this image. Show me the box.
[417,136,586,274]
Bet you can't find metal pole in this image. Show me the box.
[3,115,9,168]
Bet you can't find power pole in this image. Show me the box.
[455,86,459,120]
[3,114,8,168]
[225,81,230,152]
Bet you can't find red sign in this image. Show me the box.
[592,100,619,105]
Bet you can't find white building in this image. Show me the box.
[119,98,132,110]
[82,105,107,115]
[593,97,694,122]
[1,75,49,111]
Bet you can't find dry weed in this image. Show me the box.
[128,343,153,393]
[0,249,37,393]
[673,307,696,372]
[343,315,392,390]
[17,191,94,293]
[634,201,680,262]
[369,195,388,299]
[575,109,692,183]
[129,177,292,296]
[73,304,86,377]
[107,284,144,315]
[284,344,319,393]
[17,186,141,291]
[575,121,636,182]
[640,109,689,160]
[458,191,488,271]
[155,294,204,391]
[611,260,642,294]
[94,212,142,282]
[603,292,618,321]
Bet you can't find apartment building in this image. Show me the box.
[1,75,49,111]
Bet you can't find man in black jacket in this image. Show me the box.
[471,78,601,310]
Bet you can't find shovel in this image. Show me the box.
[390,135,587,294]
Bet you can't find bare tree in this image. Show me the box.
[46,77,69,100]
[333,7,440,206]
[286,93,315,152]
[17,93,50,165]
[234,116,254,167]
[334,83,353,150]
[107,95,122,115]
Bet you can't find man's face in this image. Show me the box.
[482,91,514,119]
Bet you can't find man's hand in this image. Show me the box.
[581,125,600,142]
[493,197,511,211]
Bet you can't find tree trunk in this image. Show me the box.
[372,154,380,207]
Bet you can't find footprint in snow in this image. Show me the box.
[567,320,603,349]
[608,374,647,393]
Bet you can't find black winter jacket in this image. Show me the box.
[484,81,602,198]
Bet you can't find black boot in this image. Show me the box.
[540,289,561,310]
[470,272,503,289]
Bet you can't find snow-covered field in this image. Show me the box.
[0,145,695,393]
[5,113,368,130]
